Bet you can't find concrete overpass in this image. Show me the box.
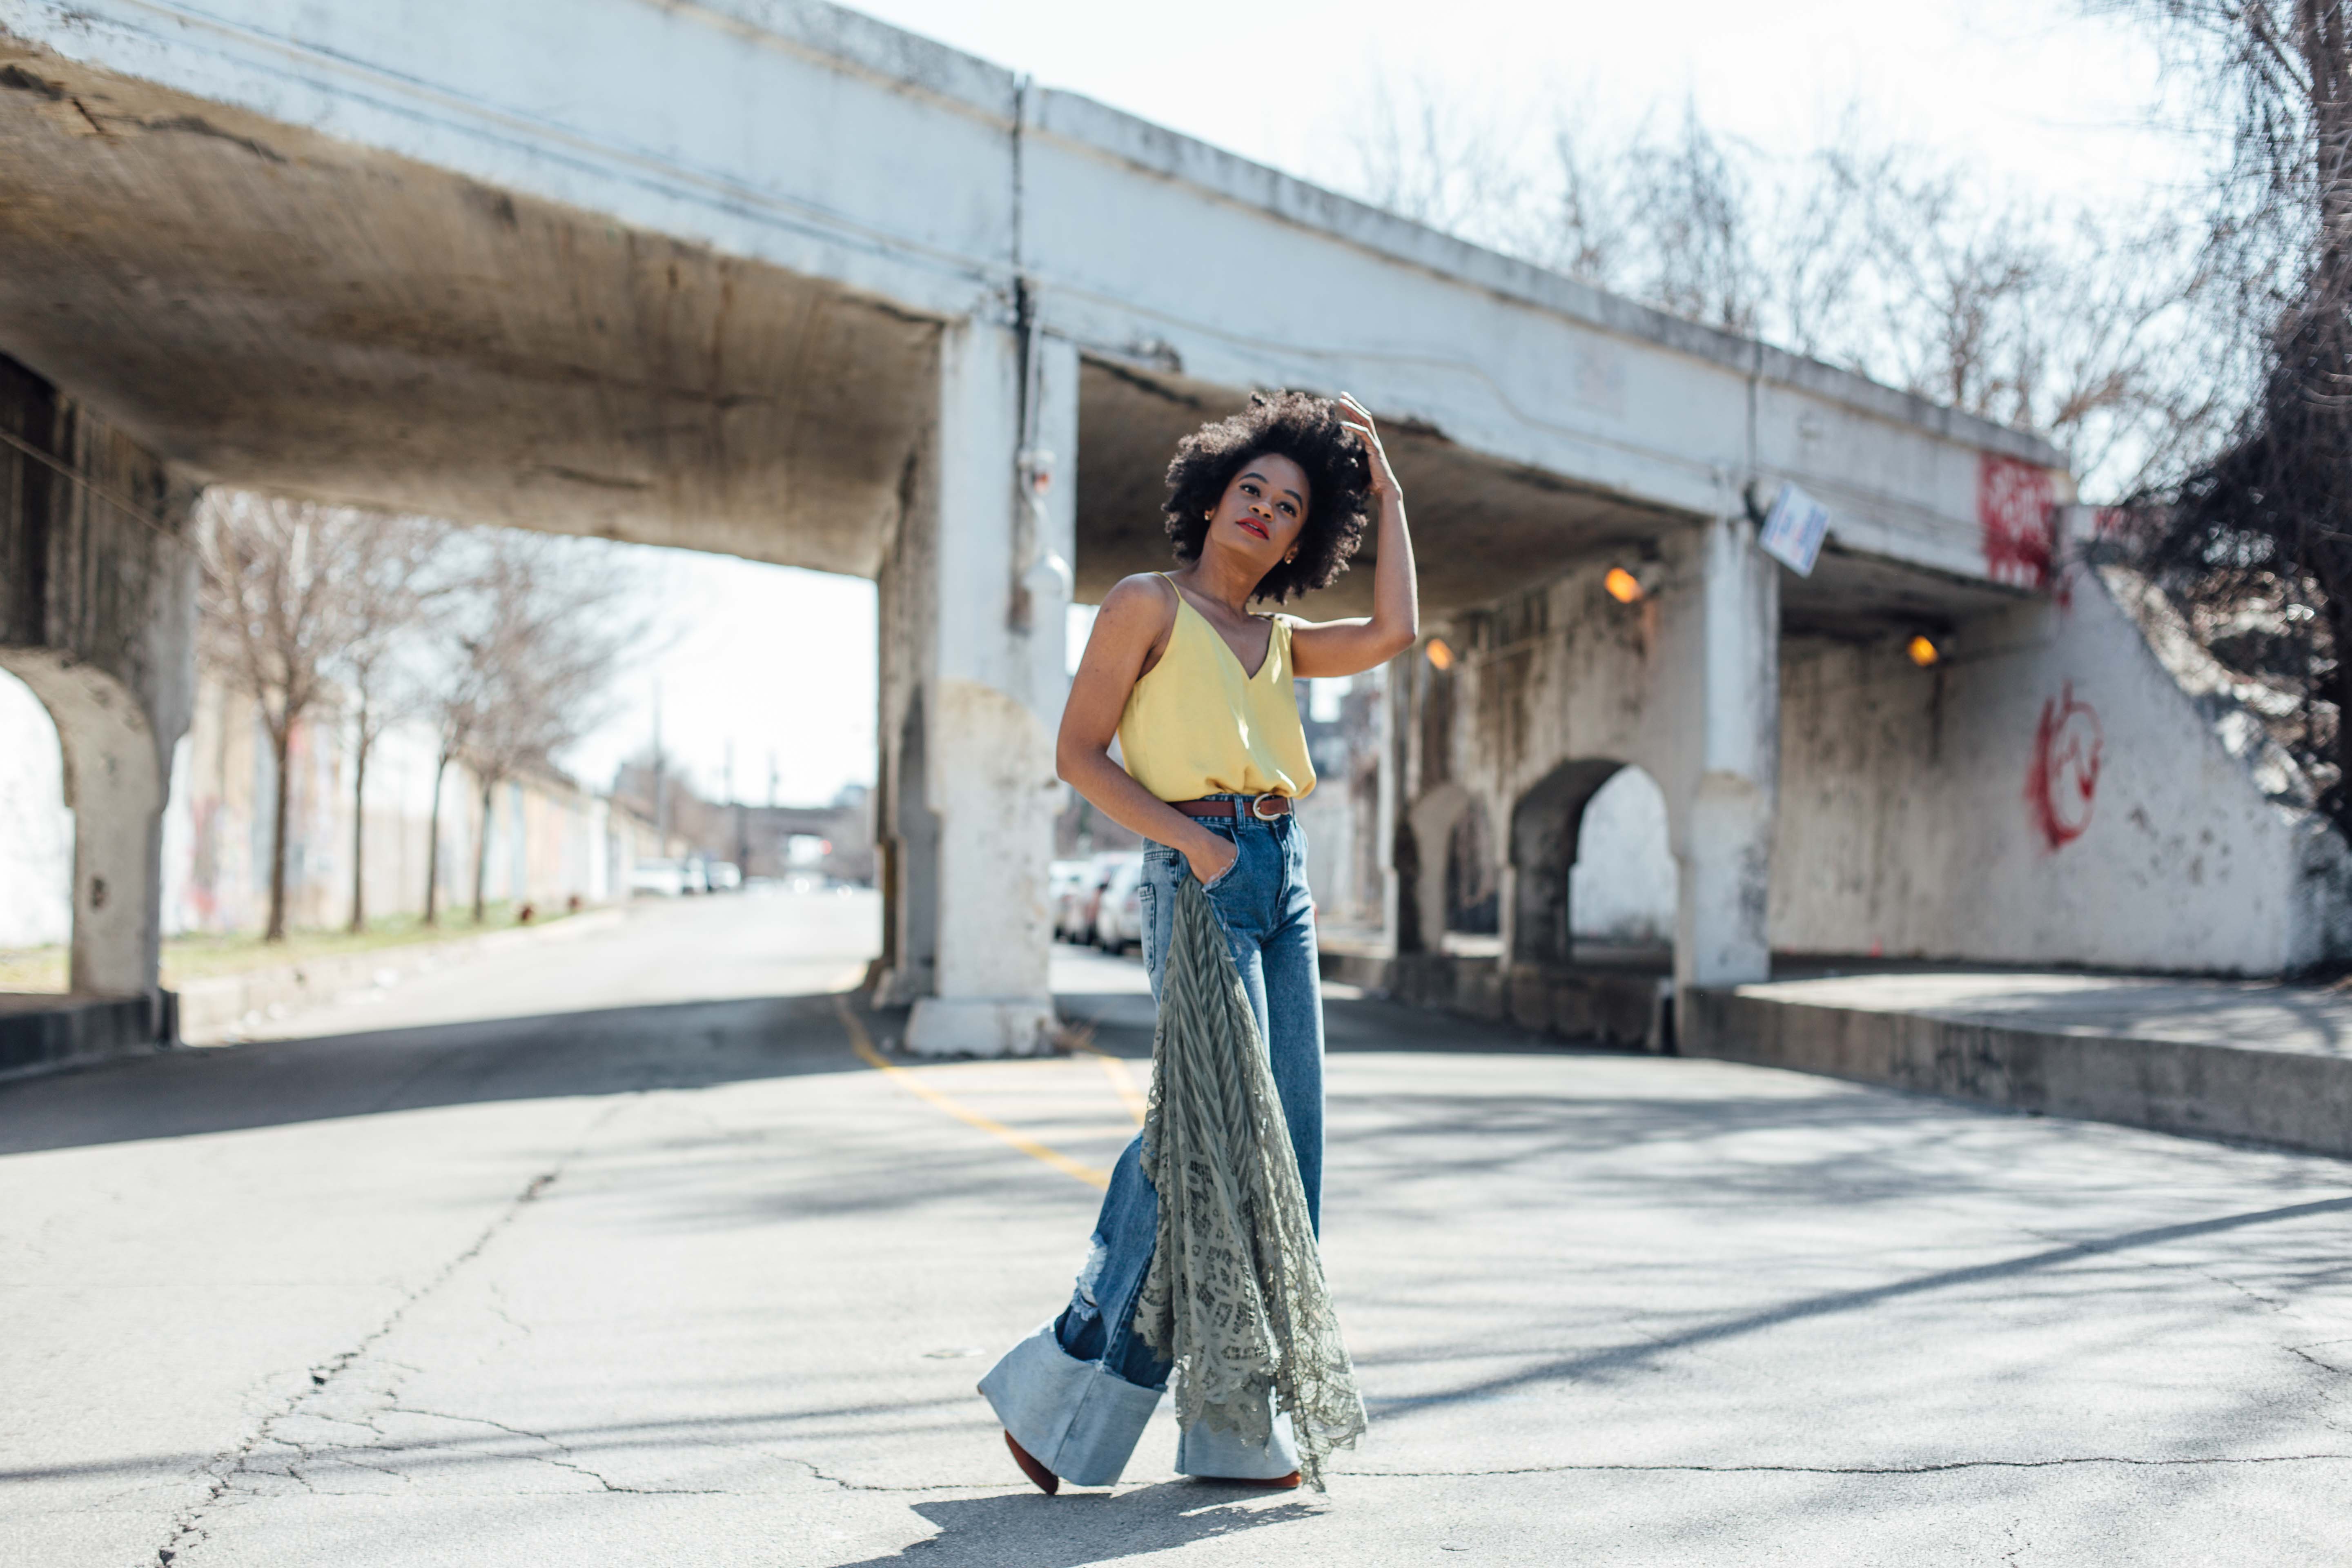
[1,0,2113,1055]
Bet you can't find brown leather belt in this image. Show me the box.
[1169,794,1291,821]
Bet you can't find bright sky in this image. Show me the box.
[857,0,2205,212]
[571,1,2206,804]
[564,547,877,806]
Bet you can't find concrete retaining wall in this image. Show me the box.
[0,991,170,1080]
[1684,987,2352,1160]
[174,906,625,1044]
[1323,949,1668,1052]
[1772,564,2352,975]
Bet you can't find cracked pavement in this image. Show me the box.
[5,889,2352,1565]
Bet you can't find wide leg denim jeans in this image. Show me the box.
[978,804,1324,1485]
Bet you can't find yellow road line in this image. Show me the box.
[834,995,1110,1191]
[1076,1044,1149,1128]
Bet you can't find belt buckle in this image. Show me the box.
[1250,794,1284,822]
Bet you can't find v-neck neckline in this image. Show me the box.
[1171,581,1274,682]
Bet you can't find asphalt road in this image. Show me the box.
[6,889,2352,1566]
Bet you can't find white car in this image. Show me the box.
[1061,851,1138,945]
[1049,859,1092,940]
[630,858,688,897]
[1091,857,1147,954]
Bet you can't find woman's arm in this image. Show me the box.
[1290,393,1419,678]
[1057,575,1240,886]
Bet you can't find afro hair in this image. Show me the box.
[1161,390,1374,603]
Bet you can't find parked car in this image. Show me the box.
[1049,859,1092,940]
[1091,857,1147,953]
[679,858,711,895]
[630,858,688,897]
[1067,851,1140,949]
[1057,856,1108,942]
[706,861,742,891]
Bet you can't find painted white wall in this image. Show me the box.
[0,670,73,949]
[1570,767,1675,945]
[1771,565,2352,973]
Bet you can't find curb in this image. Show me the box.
[173,906,630,1044]
[1683,987,2352,1160]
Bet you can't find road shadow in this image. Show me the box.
[1058,986,1646,1061]
[827,1481,1326,1567]
[0,990,881,1156]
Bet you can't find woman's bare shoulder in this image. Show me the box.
[1098,572,1180,628]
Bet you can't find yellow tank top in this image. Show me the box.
[1118,579,1317,802]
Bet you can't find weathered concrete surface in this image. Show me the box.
[0,27,940,575]
[1773,562,2352,975]
[1397,519,1779,996]
[0,0,2066,617]
[1688,969,2352,1158]
[0,989,168,1078]
[0,0,2175,1036]
[7,894,2352,1566]
[0,353,195,998]
[1322,948,1670,1054]
[1396,549,2352,1006]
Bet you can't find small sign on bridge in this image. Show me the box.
[1758,481,1831,577]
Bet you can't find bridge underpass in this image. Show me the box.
[15,0,2319,1080]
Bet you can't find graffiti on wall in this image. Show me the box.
[1979,454,2057,589]
[2025,683,2103,851]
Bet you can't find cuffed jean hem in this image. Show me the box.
[980,1325,1305,1486]
[979,1323,1161,1488]
[1176,1410,1301,1479]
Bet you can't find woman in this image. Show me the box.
[978,389,1417,1492]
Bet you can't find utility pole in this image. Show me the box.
[651,677,668,846]
[727,737,748,872]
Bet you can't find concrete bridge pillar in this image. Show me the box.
[872,321,1076,1055]
[1657,512,1779,992]
[0,355,196,1007]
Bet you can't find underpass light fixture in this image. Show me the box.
[1425,637,1455,671]
[1907,634,1942,668]
[1604,566,1644,604]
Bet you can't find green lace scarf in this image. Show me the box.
[1133,874,1368,1490]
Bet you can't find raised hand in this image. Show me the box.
[1336,392,1401,501]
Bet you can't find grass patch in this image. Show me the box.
[0,900,581,993]
[0,947,65,993]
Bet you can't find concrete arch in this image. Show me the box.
[0,650,167,996]
[1570,766,1676,951]
[3,354,195,1034]
[0,667,72,950]
[1404,780,1475,957]
[1443,795,1500,935]
[1508,758,1628,965]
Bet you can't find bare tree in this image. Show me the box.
[420,646,486,929]
[2091,1,2352,830]
[331,516,455,933]
[196,494,361,942]
[1333,82,2218,498]
[447,532,638,924]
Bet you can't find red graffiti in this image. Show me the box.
[1979,453,2057,590]
[2025,683,2102,851]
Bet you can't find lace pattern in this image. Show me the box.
[1133,876,1368,1490]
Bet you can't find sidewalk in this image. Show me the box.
[1688,968,2352,1158]
[175,906,626,1043]
[0,906,628,1080]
